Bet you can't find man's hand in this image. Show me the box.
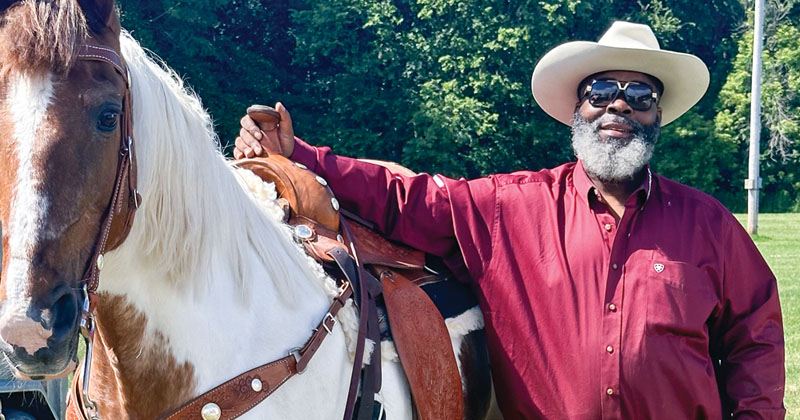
[234,102,295,159]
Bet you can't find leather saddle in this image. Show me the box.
[235,155,464,420]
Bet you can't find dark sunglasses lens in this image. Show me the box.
[587,81,654,110]
[624,84,654,110]
[587,81,619,107]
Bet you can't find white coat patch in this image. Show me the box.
[5,73,55,303]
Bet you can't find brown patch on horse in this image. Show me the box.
[88,294,196,419]
[0,0,88,79]
[0,105,17,300]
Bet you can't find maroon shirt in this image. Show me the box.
[291,138,785,419]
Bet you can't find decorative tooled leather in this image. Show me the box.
[236,155,340,232]
[65,381,85,420]
[379,267,465,420]
[162,357,297,420]
[237,154,466,419]
[239,155,427,271]
[346,219,426,270]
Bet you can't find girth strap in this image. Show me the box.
[338,217,383,420]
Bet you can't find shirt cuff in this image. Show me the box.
[289,137,319,172]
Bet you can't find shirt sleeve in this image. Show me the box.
[290,137,497,281]
[712,215,785,419]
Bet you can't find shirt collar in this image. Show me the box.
[573,160,653,208]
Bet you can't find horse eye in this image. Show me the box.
[97,110,120,132]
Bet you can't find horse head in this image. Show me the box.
[0,0,131,379]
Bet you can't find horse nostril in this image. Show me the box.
[47,288,77,341]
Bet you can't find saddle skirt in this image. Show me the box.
[235,155,466,420]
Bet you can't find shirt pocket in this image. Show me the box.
[645,258,718,338]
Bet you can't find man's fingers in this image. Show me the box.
[235,132,263,158]
[240,115,263,140]
[238,127,264,155]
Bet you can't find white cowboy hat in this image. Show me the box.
[531,21,709,126]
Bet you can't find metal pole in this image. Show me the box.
[746,0,765,235]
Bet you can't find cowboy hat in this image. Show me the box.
[531,21,709,126]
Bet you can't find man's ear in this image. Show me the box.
[77,0,115,34]
[656,107,663,122]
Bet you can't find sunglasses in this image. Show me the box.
[581,80,659,111]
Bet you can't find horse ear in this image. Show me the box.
[77,0,116,34]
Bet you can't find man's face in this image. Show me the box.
[571,70,662,182]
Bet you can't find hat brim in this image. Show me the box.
[531,41,710,126]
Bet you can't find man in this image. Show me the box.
[235,22,785,419]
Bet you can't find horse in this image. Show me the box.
[0,0,490,419]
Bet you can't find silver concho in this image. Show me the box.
[201,403,221,420]
[294,224,314,241]
[251,378,263,392]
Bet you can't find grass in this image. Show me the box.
[734,213,800,416]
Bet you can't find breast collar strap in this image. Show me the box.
[68,263,355,420]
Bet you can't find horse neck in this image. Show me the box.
[86,294,197,420]
[88,147,336,418]
[85,33,339,416]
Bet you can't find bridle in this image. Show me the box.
[73,41,140,420]
[67,42,360,420]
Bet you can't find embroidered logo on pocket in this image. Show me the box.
[654,263,665,273]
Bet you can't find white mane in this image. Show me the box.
[117,31,325,304]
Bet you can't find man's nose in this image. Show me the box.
[606,96,632,115]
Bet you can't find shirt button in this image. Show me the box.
[606,345,614,353]
[612,263,618,270]
[608,303,617,312]
[604,223,613,231]
[606,388,614,396]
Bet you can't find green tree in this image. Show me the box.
[114,0,798,212]
[715,0,800,211]
[119,0,290,145]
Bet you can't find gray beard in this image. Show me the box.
[571,112,660,182]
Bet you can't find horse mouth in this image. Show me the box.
[1,336,80,380]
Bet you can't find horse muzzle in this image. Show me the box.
[0,285,81,379]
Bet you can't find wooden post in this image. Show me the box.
[746,0,765,235]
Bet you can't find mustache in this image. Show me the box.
[590,114,646,135]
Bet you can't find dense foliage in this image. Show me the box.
[118,0,800,212]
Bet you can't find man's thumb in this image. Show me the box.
[276,102,294,135]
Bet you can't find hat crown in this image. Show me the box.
[597,21,660,51]
[530,20,709,126]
